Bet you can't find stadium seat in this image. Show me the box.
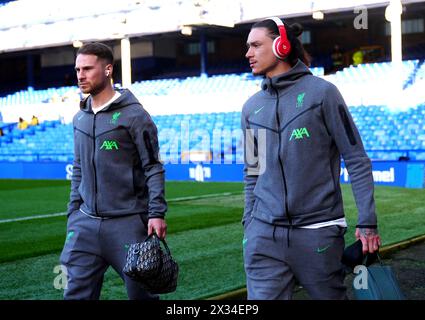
[1,63,425,163]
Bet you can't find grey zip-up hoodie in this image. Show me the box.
[242,60,377,228]
[68,89,167,219]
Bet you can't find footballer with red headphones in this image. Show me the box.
[245,16,308,77]
[242,18,380,300]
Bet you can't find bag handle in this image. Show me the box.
[150,233,172,256]
[362,251,382,266]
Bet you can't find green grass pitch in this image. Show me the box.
[0,179,424,299]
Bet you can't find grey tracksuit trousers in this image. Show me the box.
[60,209,157,300]
[243,217,347,300]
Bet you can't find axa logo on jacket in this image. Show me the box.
[100,140,119,150]
[289,127,310,141]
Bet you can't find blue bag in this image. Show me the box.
[352,255,405,300]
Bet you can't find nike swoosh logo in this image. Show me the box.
[65,231,74,243]
[316,245,331,253]
[254,106,264,114]
[77,114,84,121]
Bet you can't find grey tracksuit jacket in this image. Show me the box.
[68,89,167,219]
[241,60,377,229]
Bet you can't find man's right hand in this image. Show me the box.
[355,228,381,254]
[148,218,167,239]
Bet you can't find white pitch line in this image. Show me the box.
[0,192,242,224]
[0,212,67,224]
[166,192,238,202]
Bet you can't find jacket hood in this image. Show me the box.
[261,60,312,94]
[80,88,140,112]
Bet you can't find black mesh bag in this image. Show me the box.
[123,233,179,294]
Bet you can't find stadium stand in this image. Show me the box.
[323,60,420,106]
[0,62,424,163]
[1,106,424,162]
[0,67,324,107]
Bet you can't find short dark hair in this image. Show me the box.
[251,19,311,67]
[77,42,114,65]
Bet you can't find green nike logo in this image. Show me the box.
[242,238,248,247]
[316,245,331,253]
[254,106,264,114]
[65,231,74,244]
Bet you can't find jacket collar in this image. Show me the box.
[261,60,312,94]
[79,88,140,113]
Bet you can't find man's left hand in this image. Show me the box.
[355,228,381,254]
[148,218,167,239]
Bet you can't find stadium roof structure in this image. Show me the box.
[0,0,423,53]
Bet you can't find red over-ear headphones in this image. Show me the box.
[267,17,291,60]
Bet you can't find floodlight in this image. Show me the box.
[181,26,193,36]
[72,40,83,48]
[312,11,324,20]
